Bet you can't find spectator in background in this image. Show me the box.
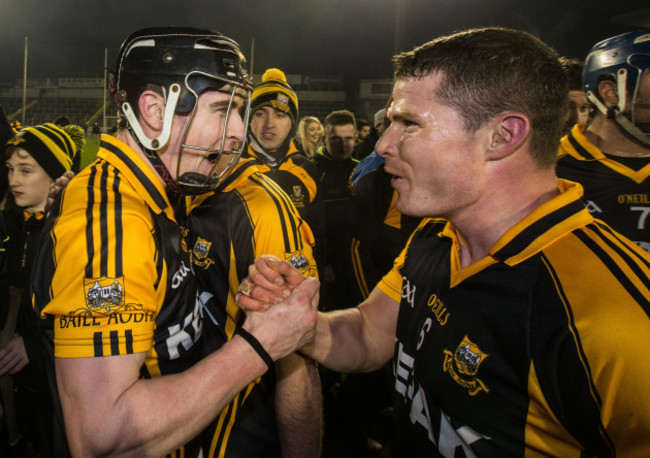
[1,123,77,456]
[352,107,389,161]
[352,118,377,162]
[243,68,324,271]
[90,122,101,144]
[557,28,650,252]
[356,118,372,141]
[312,109,362,311]
[311,109,365,456]
[295,115,323,158]
[559,57,591,136]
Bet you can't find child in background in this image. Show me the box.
[1,123,76,456]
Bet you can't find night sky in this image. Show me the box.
[0,0,648,86]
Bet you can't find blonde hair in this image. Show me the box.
[297,116,323,158]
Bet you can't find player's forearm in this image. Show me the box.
[275,354,322,458]
[61,336,268,457]
[302,289,397,373]
[301,309,379,373]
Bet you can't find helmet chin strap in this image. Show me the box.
[123,84,185,198]
[122,84,181,151]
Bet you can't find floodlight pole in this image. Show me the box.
[103,47,108,134]
[394,0,403,55]
[22,37,28,125]
[250,38,255,80]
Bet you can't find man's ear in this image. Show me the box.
[596,79,619,107]
[137,90,166,134]
[486,113,530,161]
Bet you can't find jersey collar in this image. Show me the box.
[98,134,175,220]
[441,179,592,267]
[489,179,592,265]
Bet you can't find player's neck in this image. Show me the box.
[453,169,559,269]
[585,116,650,158]
[116,130,171,189]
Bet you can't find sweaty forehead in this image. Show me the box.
[389,74,447,119]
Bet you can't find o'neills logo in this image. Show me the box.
[443,335,490,396]
[84,277,125,315]
[192,237,214,269]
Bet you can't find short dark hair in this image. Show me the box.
[559,57,584,92]
[394,27,567,169]
[324,109,356,130]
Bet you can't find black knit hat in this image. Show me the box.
[251,68,299,126]
[6,123,75,179]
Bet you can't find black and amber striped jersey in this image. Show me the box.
[351,161,422,300]
[557,123,650,251]
[32,135,202,454]
[378,179,650,457]
[243,140,321,229]
[184,159,317,457]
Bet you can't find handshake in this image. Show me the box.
[235,255,320,365]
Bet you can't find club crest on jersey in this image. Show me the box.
[84,277,125,315]
[192,237,214,269]
[285,251,316,276]
[290,185,305,207]
[443,335,490,396]
[271,95,290,113]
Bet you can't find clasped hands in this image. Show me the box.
[236,255,320,360]
[236,254,313,311]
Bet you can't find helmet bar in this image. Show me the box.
[174,80,252,194]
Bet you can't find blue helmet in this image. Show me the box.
[583,28,650,146]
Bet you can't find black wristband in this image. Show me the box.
[235,327,274,369]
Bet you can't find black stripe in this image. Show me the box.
[254,173,300,248]
[101,140,168,211]
[125,329,133,354]
[218,159,253,190]
[249,174,292,250]
[567,132,595,161]
[265,177,301,248]
[493,199,586,261]
[93,332,103,357]
[110,330,119,356]
[85,165,98,278]
[538,255,615,455]
[594,220,650,270]
[100,162,109,277]
[575,226,650,319]
[113,167,124,276]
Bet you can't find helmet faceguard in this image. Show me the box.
[114,27,253,194]
[583,29,650,146]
